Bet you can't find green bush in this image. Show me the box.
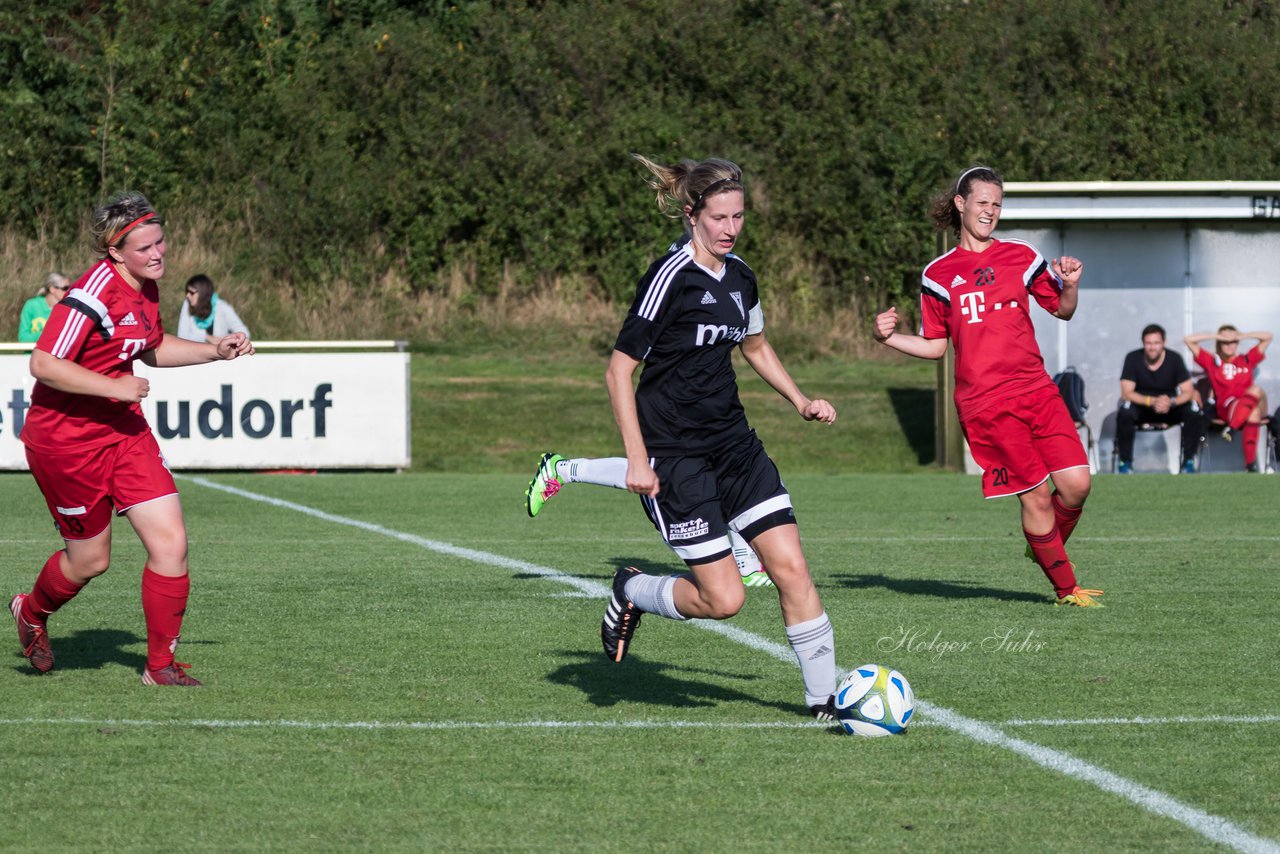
[4,0,1280,326]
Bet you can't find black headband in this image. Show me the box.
[690,177,740,213]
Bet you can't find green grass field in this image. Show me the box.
[409,351,938,473]
[1,470,1277,851]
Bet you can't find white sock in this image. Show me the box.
[623,572,688,620]
[558,457,628,489]
[785,611,837,706]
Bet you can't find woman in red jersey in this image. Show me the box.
[1185,325,1272,471]
[10,191,254,685]
[873,166,1102,607]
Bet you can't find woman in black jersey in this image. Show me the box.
[600,154,841,719]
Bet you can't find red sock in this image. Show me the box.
[141,568,190,671]
[22,551,85,625]
[1242,422,1260,466]
[1024,527,1078,598]
[1050,493,1083,544]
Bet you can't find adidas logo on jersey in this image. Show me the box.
[950,275,966,288]
[701,291,717,305]
[119,311,138,326]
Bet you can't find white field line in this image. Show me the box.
[176,476,1279,854]
[2,714,1278,732]
[1004,715,1280,727]
[0,717,827,731]
[514,534,1280,544]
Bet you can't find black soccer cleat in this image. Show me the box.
[809,695,837,723]
[601,566,644,663]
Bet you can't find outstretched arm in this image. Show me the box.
[142,332,255,368]
[873,306,948,360]
[739,331,836,423]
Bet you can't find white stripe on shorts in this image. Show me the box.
[731,494,793,533]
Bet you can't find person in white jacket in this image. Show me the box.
[177,274,250,343]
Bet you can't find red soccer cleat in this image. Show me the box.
[10,594,53,673]
[142,661,203,687]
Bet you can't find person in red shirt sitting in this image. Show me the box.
[1185,325,1273,472]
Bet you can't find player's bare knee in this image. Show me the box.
[145,532,189,565]
[765,559,812,592]
[1063,480,1091,505]
[145,549,189,575]
[1021,490,1053,517]
[67,553,111,582]
[703,587,745,619]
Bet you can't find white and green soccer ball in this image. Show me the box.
[834,663,914,737]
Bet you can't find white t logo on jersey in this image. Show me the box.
[958,291,986,324]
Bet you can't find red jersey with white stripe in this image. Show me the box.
[21,260,164,452]
[921,238,1063,418]
[1193,346,1265,405]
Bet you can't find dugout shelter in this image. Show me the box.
[938,181,1280,474]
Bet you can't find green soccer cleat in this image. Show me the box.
[525,452,566,518]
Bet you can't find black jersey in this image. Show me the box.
[614,242,765,454]
[1120,348,1191,397]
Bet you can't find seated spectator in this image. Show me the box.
[1116,323,1205,474]
[1185,325,1273,472]
[17,273,70,342]
[177,274,250,343]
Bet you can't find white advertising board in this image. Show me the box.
[0,351,410,470]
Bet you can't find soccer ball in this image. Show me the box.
[834,664,914,737]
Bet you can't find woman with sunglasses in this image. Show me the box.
[17,272,70,343]
[1184,325,1272,471]
[10,191,254,685]
[599,154,842,721]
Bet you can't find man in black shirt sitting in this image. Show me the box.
[1117,323,1206,473]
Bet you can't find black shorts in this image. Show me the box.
[640,432,796,566]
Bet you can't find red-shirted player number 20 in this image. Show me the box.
[118,338,146,361]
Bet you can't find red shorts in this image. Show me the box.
[961,384,1089,499]
[26,430,178,540]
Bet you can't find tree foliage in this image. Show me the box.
[4,0,1280,311]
